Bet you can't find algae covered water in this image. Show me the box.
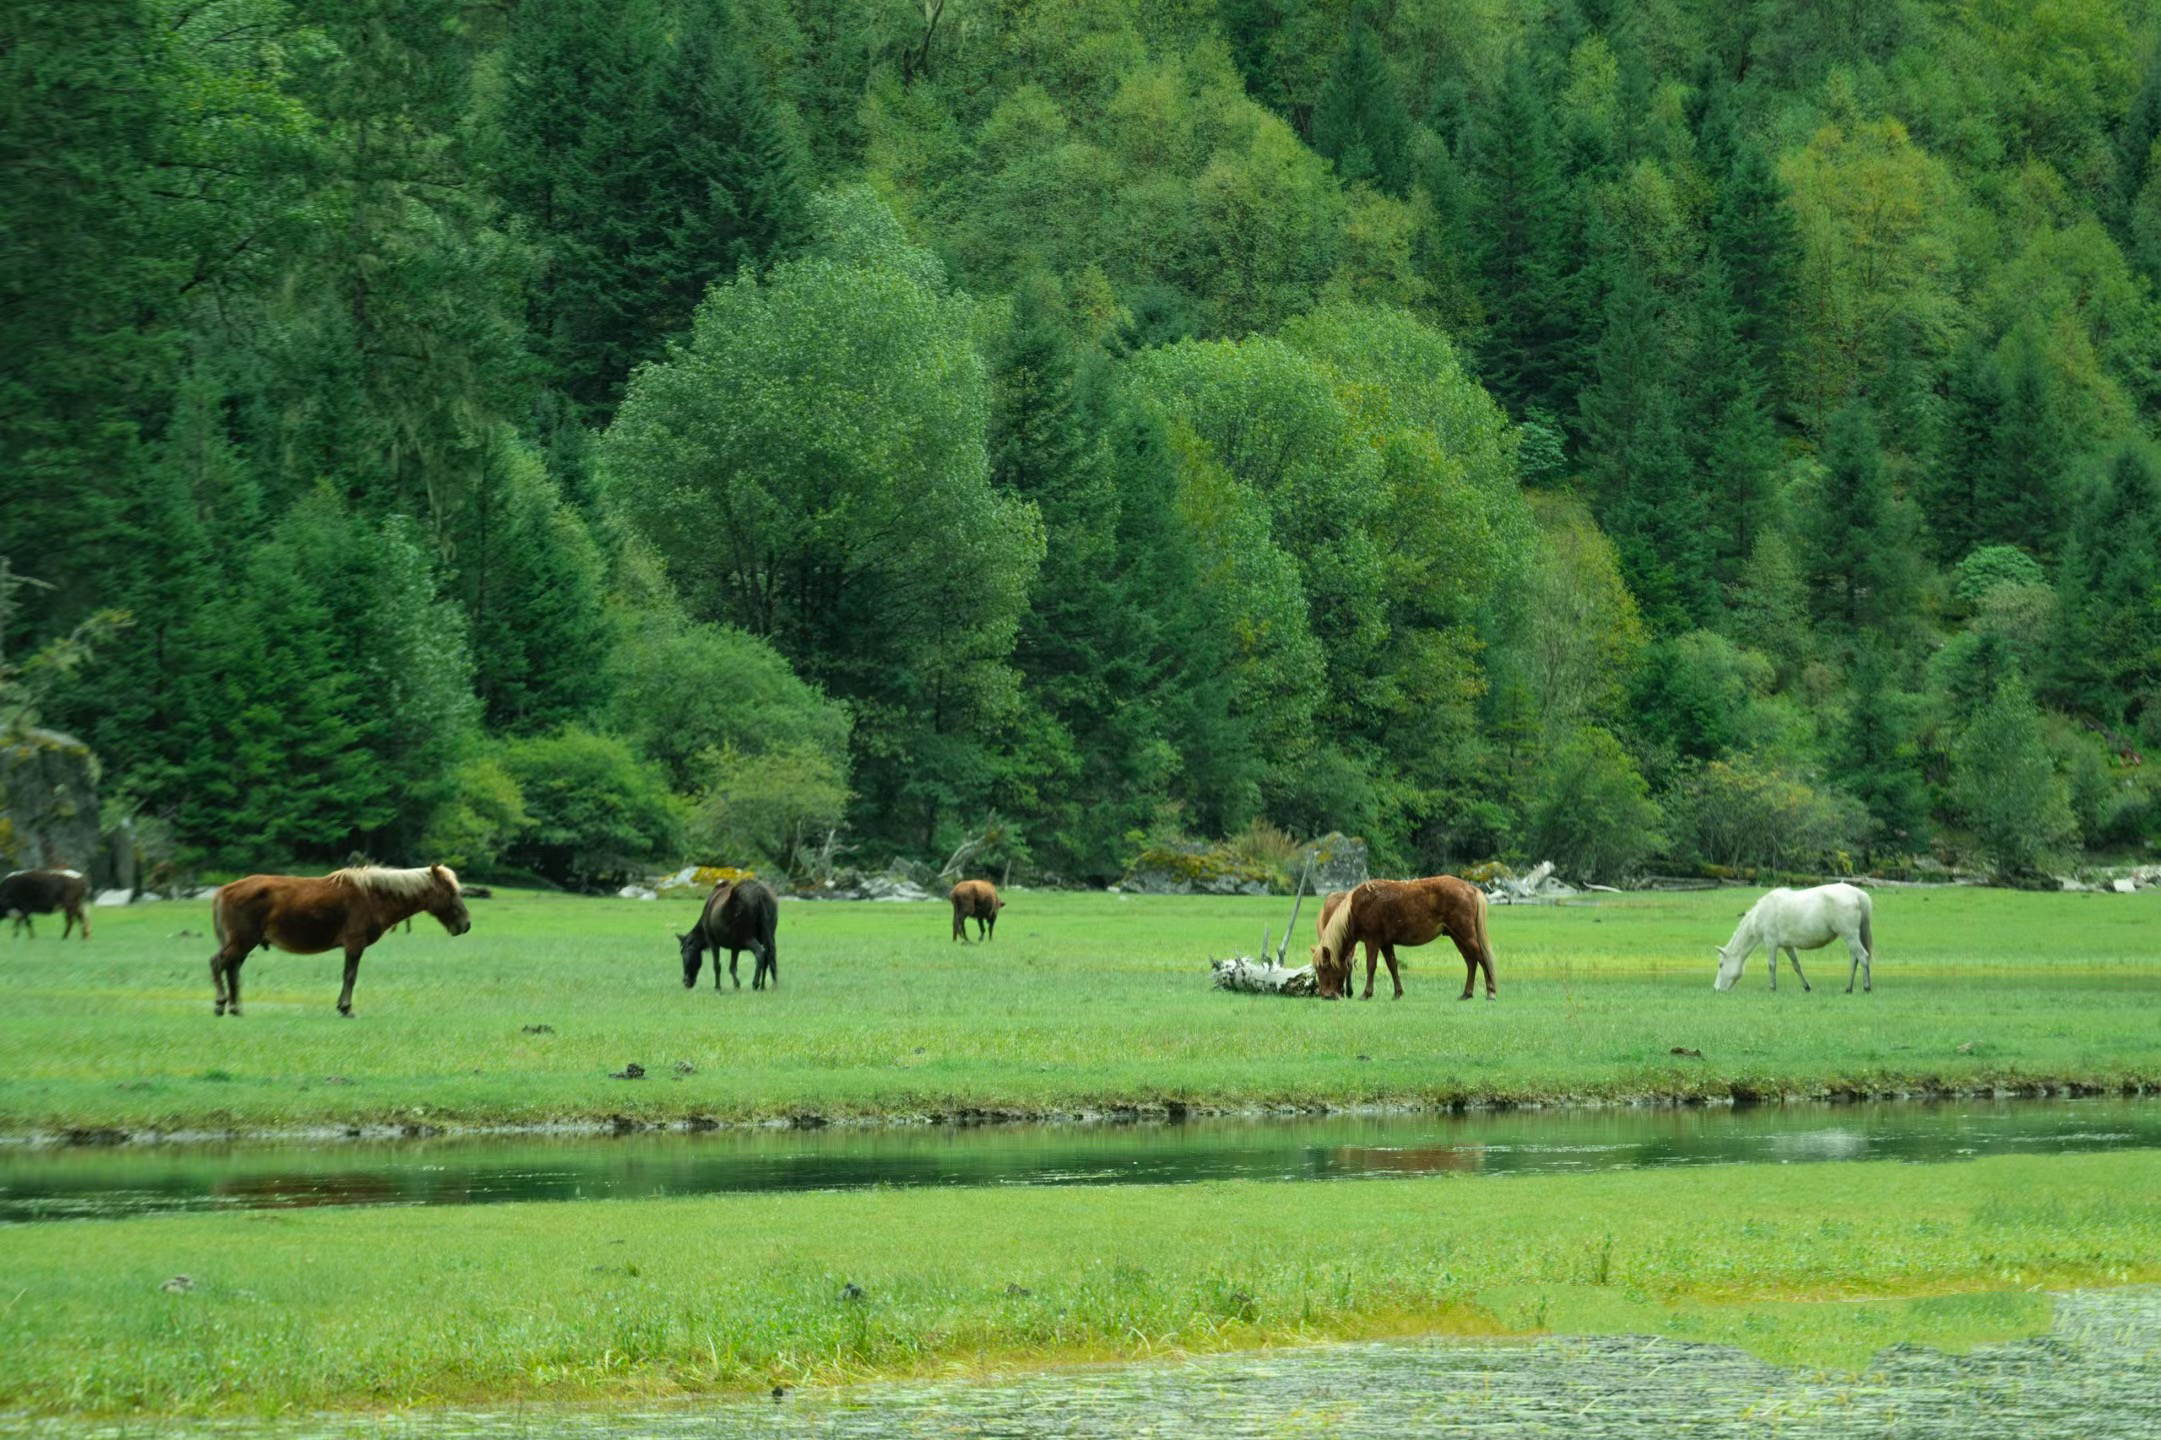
[5,1095,2159,1223]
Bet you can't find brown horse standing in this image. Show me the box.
[1,868,91,939]
[208,864,470,1016]
[1311,875,1497,1001]
[949,879,1004,941]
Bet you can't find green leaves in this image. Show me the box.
[604,190,1042,850]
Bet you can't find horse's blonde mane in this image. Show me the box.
[1316,881,1361,970]
[329,864,457,898]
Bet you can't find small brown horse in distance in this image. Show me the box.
[1312,875,1497,1001]
[209,864,471,1016]
[950,879,1004,941]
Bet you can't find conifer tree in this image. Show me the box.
[1467,49,1585,418]
[1954,677,2077,878]
[1690,252,1780,587]
[1980,332,2069,558]
[1924,339,2003,563]
[1710,140,1800,386]
[1799,403,1919,637]
[1578,257,1713,629]
[2052,443,2161,731]
[494,0,808,421]
[1838,646,1929,860]
[1310,7,1412,196]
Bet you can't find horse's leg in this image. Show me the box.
[1451,933,1479,1000]
[1786,947,1811,992]
[226,953,246,1017]
[1382,943,1403,1000]
[729,948,742,989]
[336,945,364,1016]
[1845,941,1859,994]
[1767,947,1778,992]
[1360,941,1378,1000]
[210,948,231,1016]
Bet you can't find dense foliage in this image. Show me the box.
[5,0,2159,885]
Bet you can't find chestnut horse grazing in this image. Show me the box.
[950,879,1003,941]
[1312,875,1497,1001]
[208,864,470,1016]
[1,868,91,939]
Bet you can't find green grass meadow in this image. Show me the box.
[3,1151,2156,1413]
[1,886,2157,1133]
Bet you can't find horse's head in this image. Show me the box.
[426,864,472,936]
[1712,944,1742,991]
[1311,942,1346,1000]
[679,930,704,988]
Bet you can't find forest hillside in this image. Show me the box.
[5,0,2159,888]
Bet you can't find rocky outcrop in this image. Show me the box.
[0,727,100,872]
[1301,832,1369,891]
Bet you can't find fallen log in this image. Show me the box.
[1210,955,1318,997]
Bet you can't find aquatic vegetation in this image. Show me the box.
[1,1152,2155,1414]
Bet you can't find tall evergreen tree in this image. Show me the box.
[1799,402,1919,637]
[1979,332,2070,558]
[1710,140,1800,391]
[1466,49,1585,418]
[1578,257,1713,630]
[1924,339,2004,564]
[0,1,184,638]
[1837,646,1929,860]
[1689,251,1781,589]
[1309,7,1412,196]
[2052,443,2161,733]
[494,0,808,422]
[1954,677,2077,878]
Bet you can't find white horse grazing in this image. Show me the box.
[1713,883,1874,994]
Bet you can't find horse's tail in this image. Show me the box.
[1469,884,1497,970]
[1316,882,1359,972]
[211,885,228,951]
[1859,902,1874,958]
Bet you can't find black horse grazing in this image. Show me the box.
[680,878,779,991]
[1,868,91,939]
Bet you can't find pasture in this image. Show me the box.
[0,886,2155,1136]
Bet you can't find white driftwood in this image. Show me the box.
[1210,956,1318,997]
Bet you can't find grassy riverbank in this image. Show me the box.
[1,887,2155,1136]
[2,1151,2155,1414]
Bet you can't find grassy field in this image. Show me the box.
[2,1150,2155,1414]
[1,886,2156,1134]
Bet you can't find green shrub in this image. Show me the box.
[497,728,680,889]
[1519,727,1665,884]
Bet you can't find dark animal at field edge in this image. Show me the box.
[208,865,471,1016]
[681,877,778,991]
[1,867,91,939]
[1312,875,1498,1001]
[949,879,1004,941]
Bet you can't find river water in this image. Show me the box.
[4,1096,2157,1223]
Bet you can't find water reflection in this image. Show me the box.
[4,1097,2159,1224]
